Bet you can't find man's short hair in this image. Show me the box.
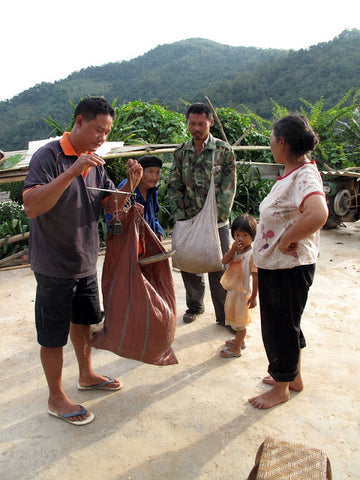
[186,103,212,120]
[73,97,115,123]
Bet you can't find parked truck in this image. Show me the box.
[247,161,360,229]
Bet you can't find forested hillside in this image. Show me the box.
[1,30,360,151]
[0,39,286,151]
[208,29,360,118]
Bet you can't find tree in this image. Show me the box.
[271,88,360,169]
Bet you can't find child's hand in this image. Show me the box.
[247,295,257,309]
[231,240,244,252]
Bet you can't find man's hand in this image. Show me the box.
[69,153,105,177]
[105,159,143,214]
[126,159,143,191]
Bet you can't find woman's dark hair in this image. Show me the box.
[231,214,257,240]
[186,102,212,120]
[272,114,319,157]
[73,96,115,123]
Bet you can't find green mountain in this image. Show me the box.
[208,29,360,117]
[1,30,360,151]
[0,38,288,151]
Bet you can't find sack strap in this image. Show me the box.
[209,146,227,227]
[211,149,216,174]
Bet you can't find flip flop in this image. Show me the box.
[48,405,95,426]
[77,375,123,391]
[220,347,242,358]
[225,339,246,349]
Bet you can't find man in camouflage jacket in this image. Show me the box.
[168,102,236,324]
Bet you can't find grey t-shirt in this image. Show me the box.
[23,139,114,278]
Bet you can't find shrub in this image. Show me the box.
[272,89,360,169]
[211,107,273,163]
[0,201,30,259]
[112,101,187,144]
[231,164,274,222]
[0,182,24,204]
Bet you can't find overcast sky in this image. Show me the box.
[1,0,359,101]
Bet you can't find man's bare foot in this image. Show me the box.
[48,398,90,422]
[78,374,122,391]
[262,375,304,392]
[48,404,94,425]
[248,386,290,409]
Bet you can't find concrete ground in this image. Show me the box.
[1,222,360,479]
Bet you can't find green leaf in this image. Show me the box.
[0,154,25,171]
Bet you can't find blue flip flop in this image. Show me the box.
[48,405,95,426]
[225,339,246,349]
[220,347,242,358]
[77,375,123,391]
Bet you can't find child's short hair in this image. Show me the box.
[231,214,257,240]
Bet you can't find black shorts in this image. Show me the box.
[34,273,102,348]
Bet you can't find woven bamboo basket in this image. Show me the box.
[247,437,332,480]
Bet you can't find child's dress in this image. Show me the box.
[221,247,257,331]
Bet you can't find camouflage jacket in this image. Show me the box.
[168,134,236,223]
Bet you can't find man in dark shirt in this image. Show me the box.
[23,97,142,425]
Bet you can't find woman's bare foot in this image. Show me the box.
[262,374,304,392]
[248,385,290,409]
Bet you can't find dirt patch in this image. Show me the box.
[0,222,359,479]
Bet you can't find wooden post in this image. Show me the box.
[233,125,254,146]
[0,231,30,247]
[205,96,229,144]
[0,249,28,267]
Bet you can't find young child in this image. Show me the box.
[220,214,258,358]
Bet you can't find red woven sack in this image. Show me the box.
[90,204,178,365]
